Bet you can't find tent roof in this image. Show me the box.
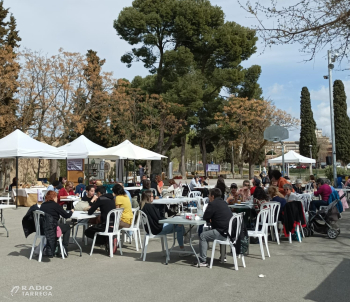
[268,150,316,164]
[88,140,167,160]
[58,135,106,159]
[0,129,67,159]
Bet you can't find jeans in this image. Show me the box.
[58,224,71,248]
[199,229,226,263]
[157,223,184,247]
[310,200,328,212]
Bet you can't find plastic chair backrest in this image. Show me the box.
[140,211,154,236]
[260,202,280,224]
[182,185,190,196]
[103,209,123,234]
[130,207,139,228]
[81,190,86,197]
[42,190,48,200]
[33,210,45,236]
[134,209,142,229]
[227,213,242,244]
[188,191,201,198]
[254,209,269,233]
[150,188,157,197]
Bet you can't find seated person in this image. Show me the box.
[283,184,299,202]
[113,184,134,229]
[40,191,74,256]
[118,182,133,205]
[194,188,232,267]
[238,180,251,202]
[57,181,75,207]
[75,177,86,196]
[309,175,316,190]
[140,190,188,253]
[293,179,304,194]
[253,186,269,210]
[324,179,336,192]
[310,178,332,212]
[140,180,155,197]
[168,179,179,190]
[156,175,164,194]
[9,177,17,192]
[202,176,209,186]
[226,183,240,205]
[47,180,60,193]
[268,186,286,221]
[74,185,97,211]
[250,177,261,195]
[190,176,201,191]
[270,170,294,196]
[55,177,66,190]
[85,186,117,252]
[215,176,228,199]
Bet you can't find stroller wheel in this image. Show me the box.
[338,229,341,235]
[327,228,338,239]
[303,227,309,237]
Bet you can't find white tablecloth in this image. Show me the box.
[12,188,47,197]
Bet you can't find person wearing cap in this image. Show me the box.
[47,180,60,193]
[250,177,261,195]
[226,183,240,205]
[293,179,304,194]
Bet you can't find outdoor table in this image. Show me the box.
[228,203,255,230]
[159,216,206,266]
[67,211,99,256]
[61,197,80,209]
[0,205,16,237]
[152,197,196,205]
[124,186,142,191]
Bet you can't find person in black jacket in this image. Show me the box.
[194,188,233,267]
[84,186,117,252]
[140,191,188,253]
[40,190,74,256]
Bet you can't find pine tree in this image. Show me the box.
[299,87,317,158]
[0,0,21,137]
[333,80,350,163]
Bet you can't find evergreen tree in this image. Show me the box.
[333,80,350,163]
[299,87,317,158]
[0,0,21,137]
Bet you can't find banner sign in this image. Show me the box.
[67,159,83,171]
[206,164,220,172]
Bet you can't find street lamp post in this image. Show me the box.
[327,50,338,187]
[309,144,313,175]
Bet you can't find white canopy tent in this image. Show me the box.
[0,129,67,207]
[268,150,316,164]
[88,140,167,160]
[58,135,106,159]
[89,140,167,183]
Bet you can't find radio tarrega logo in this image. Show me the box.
[10,286,19,296]
[10,285,53,297]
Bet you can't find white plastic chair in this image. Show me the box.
[41,190,48,201]
[90,209,124,257]
[29,210,66,262]
[248,209,270,260]
[122,208,143,251]
[260,202,281,244]
[73,219,89,245]
[139,211,169,263]
[188,191,201,213]
[0,193,11,205]
[209,213,246,270]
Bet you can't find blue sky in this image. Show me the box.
[5,0,350,141]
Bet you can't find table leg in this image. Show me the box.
[189,224,201,267]
[70,222,82,257]
[0,209,9,237]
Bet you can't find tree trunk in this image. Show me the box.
[50,159,58,183]
[231,145,235,177]
[201,138,208,177]
[146,160,151,177]
[151,125,165,175]
[239,163,243,176]
[249,161,254,179]
[180,135,186,179]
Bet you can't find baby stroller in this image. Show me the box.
[304,195,344,239]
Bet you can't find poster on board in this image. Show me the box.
[67,159,83,171]
[206,164,220,172]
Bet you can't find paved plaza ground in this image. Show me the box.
[0,185,349,302]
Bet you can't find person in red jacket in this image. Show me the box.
[58,181,75,206]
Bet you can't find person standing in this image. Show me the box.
[75,177,86,196]
[194,188,232,267]
[139,165,144,180]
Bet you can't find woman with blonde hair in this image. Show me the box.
[268,186,286,221]
[57,181,75,207]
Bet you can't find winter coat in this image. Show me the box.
[283,201,306,237]
[228,215,249,255]
[328,191,344,213]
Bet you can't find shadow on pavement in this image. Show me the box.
[304,258,350,302]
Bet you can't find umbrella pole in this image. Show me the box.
[16,156,18,209]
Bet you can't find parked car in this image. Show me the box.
[296,165,307,169]
[347,163,350,169]
[289,164,297,169]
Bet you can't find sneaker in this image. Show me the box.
[193,261,208,267]
[219,256,227,263]
[113,238,118,254]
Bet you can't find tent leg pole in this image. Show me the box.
[66,157,68,179]
[134,160,136,184]
[16,157,18,209]
[87,158,90,185]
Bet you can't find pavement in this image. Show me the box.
[1,188,350,302]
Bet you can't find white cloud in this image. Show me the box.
[267,83,284,96]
